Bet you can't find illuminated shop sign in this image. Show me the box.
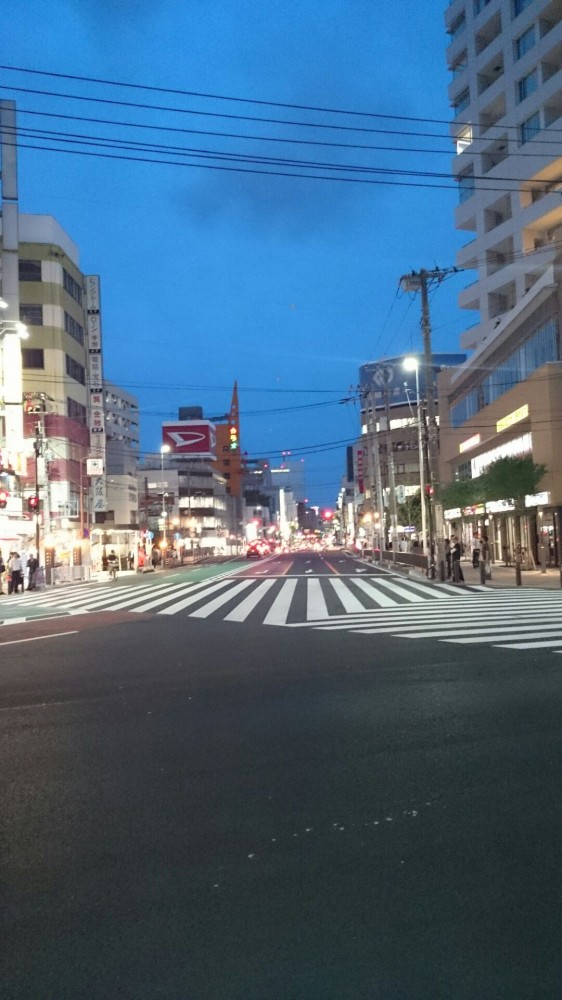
[471,433,532,479]
[496,404,529,434]
[459,433,481,454]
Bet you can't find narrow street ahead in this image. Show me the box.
[3,552,562,999]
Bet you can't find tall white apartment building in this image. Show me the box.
[440,0,562,565]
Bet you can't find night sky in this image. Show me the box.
[2,1,474,505]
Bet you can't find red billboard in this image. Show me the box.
[162,421,216,459]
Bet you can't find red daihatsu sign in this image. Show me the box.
[162,421,216,459]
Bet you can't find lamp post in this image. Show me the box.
[160,444,170,555]
[403,357,428,559]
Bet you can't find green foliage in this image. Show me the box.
[483,456,546,510]
[440,477,485,510]
[397,490,422,530]
[442,456,546,514]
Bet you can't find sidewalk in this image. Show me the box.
[409,559,562,590]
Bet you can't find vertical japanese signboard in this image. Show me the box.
[86,275,107,512]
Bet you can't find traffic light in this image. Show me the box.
[229,423,238,451]
[0,490,8,509]
[27,495,40,513]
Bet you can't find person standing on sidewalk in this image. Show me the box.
[451,536,464,582]
[8,552,24,593]
[481,535,491,580]
[445,538,452,579]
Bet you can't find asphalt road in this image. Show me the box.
[3,551,562,999]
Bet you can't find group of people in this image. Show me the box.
[0,551,39,594]
[445,534,491,582]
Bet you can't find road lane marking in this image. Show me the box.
[263,579,298,625]
[350,578,399,608]
[323,559,341,575]
[0,631,79,646]
[307,578,329,620]
[190,580,254,618]
[328,578,367,613]
[224,580,276,621]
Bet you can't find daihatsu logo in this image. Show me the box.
[167,430,207,447]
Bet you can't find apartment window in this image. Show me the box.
[67,397,87,425]
[63,267,83,305]
[18,259,42,282]
[19,303,43,325]
[520,111,541,144]
[449,14,466,41]
[518,68,538,102]
[513,0,533,15]
[22,348,44,369]
[64,311,84,345]
[515,24,535,59]
[458,170,475,203]
[453,88,470,116]
[65,354,86,384]
[451,52,468,78]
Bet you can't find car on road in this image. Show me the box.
[246,541,269,559]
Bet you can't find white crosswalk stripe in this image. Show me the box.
[3,574,560,654]
[0,572,450,623]
[289,590,562,655]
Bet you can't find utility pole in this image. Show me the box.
[33,421,42,555]
[365,388,385,559]
[399,267,453,580]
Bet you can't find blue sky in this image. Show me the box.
[2,0,472,506]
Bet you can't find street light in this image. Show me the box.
[403,357,428,558]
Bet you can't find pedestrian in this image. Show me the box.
[451,535,464,582]
[481,534,491,579]
[0,549,5,594]
[8,552,24,593]
[128,551,135,571]
[445,538,452,579]
[26,553,39,590]
[472,533,481,568]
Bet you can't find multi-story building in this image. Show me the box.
[0,212,139,576]
[358,353,465,548]
[442,0,562,563]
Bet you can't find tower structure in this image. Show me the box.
[213,381,243,498]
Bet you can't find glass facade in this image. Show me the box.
[450,317,559,427]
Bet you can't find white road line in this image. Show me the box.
[448,627,562,644]
[224,580,276,622]
[0,631,79,646]
[306,578,329,620]
[371,578,428,603]
[157,578,235,615]
[497,638,562,650]
[392,577,450,599]
[349,578,400,608]
[328,578,368,613]
[263,579,298,625]
[190,580,255,618]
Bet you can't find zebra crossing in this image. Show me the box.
[2,573,561,653]
[289,589,562,654]
[0,571,474,626]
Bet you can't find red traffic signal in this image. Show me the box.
[27,495,40,512]
[424,485,434,496]
[0,490,8,509]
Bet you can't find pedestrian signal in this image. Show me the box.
[0,490,8,509]
[27,495,40,512]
